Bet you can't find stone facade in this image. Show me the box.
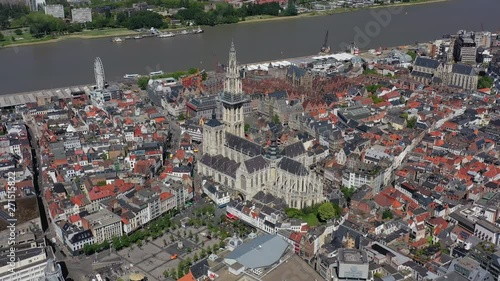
[410,57,478,91]
[197,43,326,209]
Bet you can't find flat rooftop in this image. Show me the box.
[261,254,323,281]
[0,85,91,108]
[83,208,122,227]
[338,249,368,264]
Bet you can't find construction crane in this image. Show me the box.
[320,30,331,54]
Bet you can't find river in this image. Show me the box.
[0,0,499,95]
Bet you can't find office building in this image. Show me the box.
[453,30,477,64]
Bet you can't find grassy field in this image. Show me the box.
[0,28,139,47]
[0,0,449,48]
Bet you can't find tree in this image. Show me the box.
[193,252,199,261]
[406,116,417,129]
[340,186,355,203]
[382,209,393,220]
[83,244,96,255]
[178,113,185,121]
[170,269,176,278]
[477,75,494,89]
[244,123,250,132]
[14,29,22,35]
[365,84,381,93]
[137,76,149,90]
[285,208,303,218]
[371,95,384,104]
[125,11,165,29]
[272,114,280,124]
[284,0,297,16]
[318,202,337,221]
[0,33,4,41]
[407,50,417,61]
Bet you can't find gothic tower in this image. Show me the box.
[221,41,246,138]
[203,109,224,156]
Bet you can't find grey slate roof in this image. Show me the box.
[205,118,222,127]
[452,64,476,76]
[414,57,440,69]
[287,65,307,78]
[268,90,288,100]
[199,154,240,178]
[280,141,306,158]
[277,157,308,176]
[225,234,288,269]
[190,258,209,279]
[244,155,270,173]
[411,71,433,79]
[225,133,265,157]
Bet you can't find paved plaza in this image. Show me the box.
[110,226,212,281]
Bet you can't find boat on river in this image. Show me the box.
[192,26,204,34]
[112,37,123,43]
[158,32,175,38]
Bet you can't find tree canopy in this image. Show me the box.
[407,50,417,61]
[382,209,393,220]
[318,202,340,221]
[477,75,494,89]
[125,11,166,29]
[272,114,280,124]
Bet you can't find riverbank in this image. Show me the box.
[239,0,449,24]
[0,0,449,49]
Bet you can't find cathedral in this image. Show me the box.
[197,42,326,209]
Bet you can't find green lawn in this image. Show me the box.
[300,213,319,226]
[0,32,54,47]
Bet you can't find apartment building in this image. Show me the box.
[82,209,123,244]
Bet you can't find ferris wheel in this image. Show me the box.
[94,57,105,90]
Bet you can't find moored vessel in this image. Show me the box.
[192,26,204,34]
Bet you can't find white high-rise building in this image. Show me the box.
[44,4,64,18]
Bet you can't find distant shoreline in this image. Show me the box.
[238,0,449,24]
[1,0,449,49]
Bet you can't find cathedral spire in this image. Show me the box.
[221,41,246,138]
[227,41,239,80]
